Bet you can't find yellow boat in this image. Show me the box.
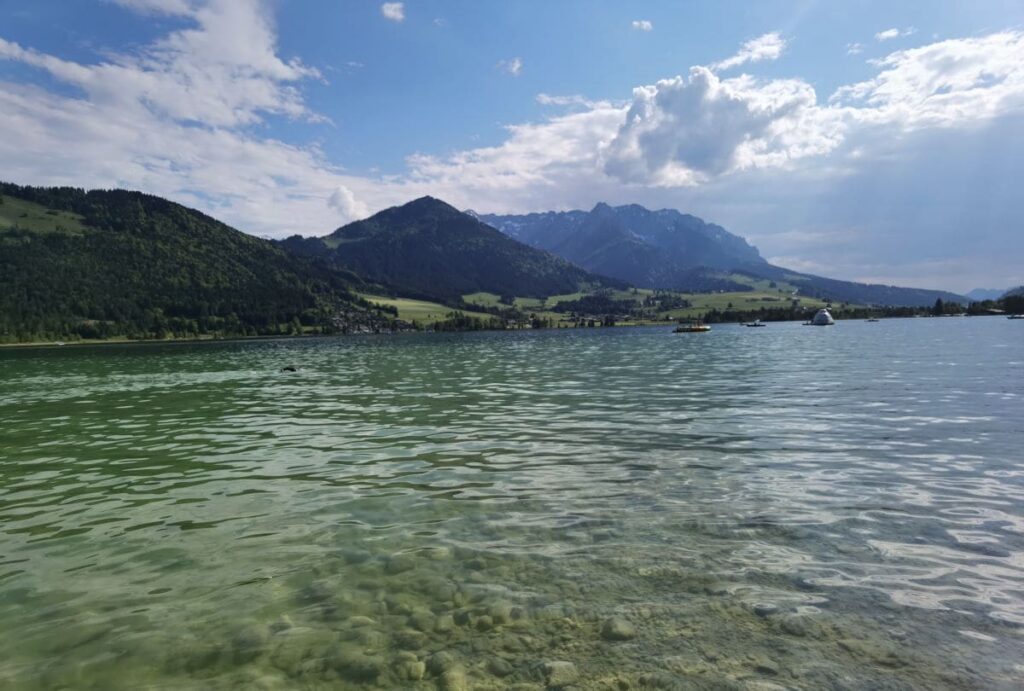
[674,320,711,333]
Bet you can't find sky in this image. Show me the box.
[1,1,1023,293]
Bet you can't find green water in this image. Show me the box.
[1,319,1022,689]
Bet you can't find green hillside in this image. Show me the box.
[279,197,624,302]
[0,183,385,343]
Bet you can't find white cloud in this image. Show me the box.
[497,57,523,76]
[0,1,321,129]
[603,67,843,185]
[846,42,863,55]
[632,20,653,32]
[711,32,786,71]
[875,26,916,41]
[108,0,194,15]
[3,11,1024,290]
[328,185,369,222]
[536,93,596,108]
[381,2,404,22]
[832,31,1024,128]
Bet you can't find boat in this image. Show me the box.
[1010,314,1024,320]
[744,319,767,327]
[674,319,711,333]
[866,318,880,322]
[810,308,835,326]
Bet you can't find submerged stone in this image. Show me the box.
[385,553,416,575]
[232,624,268,662]
[542,660,579,688]
[488,658,514,677]
[441,665,469,691]
[393,654,426,681]
[601,617,637,641]
[328,647,384,682]
[427,650,458,675]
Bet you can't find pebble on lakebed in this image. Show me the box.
[600,616,637,641]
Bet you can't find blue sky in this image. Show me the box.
[1,0,1023,292]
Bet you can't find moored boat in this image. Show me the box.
[811,308,835,326]
[674,319,711,333]
[744,319,767,327]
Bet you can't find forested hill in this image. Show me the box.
[0,183,383,343]
[278,196,624,301]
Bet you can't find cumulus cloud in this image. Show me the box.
[328,185,370,222]
[711,32,786,71]
[603,67,843,185]
[632,20,653,32]
[497,57,523,76]
[3,11,1024,287]
[875,27,915,41]
[381,2,404,22]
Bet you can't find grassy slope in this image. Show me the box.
[360,294,494,325]
[0,195,87,235]
[464,286,834,323]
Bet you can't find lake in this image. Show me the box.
[1,318,1022,689]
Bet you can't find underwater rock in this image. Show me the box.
[427,650,457,675]
[441,666,469,691]
[393,652,426,681]
[328,647,384,682]
[487,601,515,625]
[542,661,579,688]
[385,553,416,575]
[752,603,779,618]
[393,628,426,650]
[300,580,335,603]
[232,624,268,662]
[407,610,436,632]
[435,614,456,633]
[269,615,294,634]
[488,658,514,677]
[601,617,637,641]
[780,616,808,637]
[340,549,372,565]
[749,655,780,676]
[475,615,495,632]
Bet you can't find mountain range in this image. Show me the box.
[1,181,983,342]
[279,196,623,301]
[966,288,1009,301]
[478,204,967,307]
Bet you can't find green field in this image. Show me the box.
[659,290,830,320]
[0,195,86,235]
[360,294,495,325]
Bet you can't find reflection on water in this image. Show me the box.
[0,318,1022,689]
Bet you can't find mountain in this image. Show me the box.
[967,288,1007,301]
[0,183,383,342]
[1002,286,1024,298]
[479,203,967,307]
[279,196,623,301]
[478,203,765,291]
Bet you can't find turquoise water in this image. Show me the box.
[0,318,1022,689]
